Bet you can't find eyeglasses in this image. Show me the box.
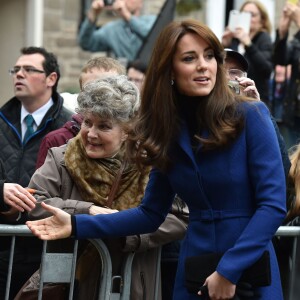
[227,69,247,80]
[8,66,45,76]
[128,77,144,84]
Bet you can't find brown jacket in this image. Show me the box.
[28,144,187,300]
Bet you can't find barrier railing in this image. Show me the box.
[0,225,138,300]
[275,226,300,300]
[0,225,299,299]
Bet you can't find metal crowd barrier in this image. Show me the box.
[0,224,144,300]
[275,226,300,300]
[0,225,299,300]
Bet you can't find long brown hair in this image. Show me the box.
[127,19,248,171]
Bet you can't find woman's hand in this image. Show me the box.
[290,4,300,29]
[233,27,251,47]
[3,183,36,212]
[26,202,72,240]
[222,27,234,47]
[89,205,119,215]
[278,3,294,39]
[199,271,236,300]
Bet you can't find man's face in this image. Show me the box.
[127,67,144,91]
[12,54,52,102]
[224,57,247,80]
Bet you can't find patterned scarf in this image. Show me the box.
[64,135,150,210]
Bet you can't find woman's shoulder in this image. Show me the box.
[48,144,68,163]
[238,100,270,118]
[253,31,272,43]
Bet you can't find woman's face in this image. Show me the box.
[80,112,127,159]
[242,3,262,33]
[172,33,217,97]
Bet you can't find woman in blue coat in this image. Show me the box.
[27,19,286,300]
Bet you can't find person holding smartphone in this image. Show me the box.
[78,0,156,62]
[222,0,273,107]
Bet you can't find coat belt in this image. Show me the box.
[190,209,253,221]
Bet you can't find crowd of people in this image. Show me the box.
[2,0,300,299]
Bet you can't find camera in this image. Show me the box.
[104,0,115,6]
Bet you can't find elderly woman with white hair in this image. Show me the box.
[16,75,186,300]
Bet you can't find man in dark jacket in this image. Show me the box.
[0,46,72,299]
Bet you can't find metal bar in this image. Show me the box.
[68,240,78,300]
[154,246,162,300]
[38,241,47,300]
[4,236,15,300]
[89,238,113,300]
[275,226,300,237]
[288,236,298,300]
[120,252,135,300]
[0,224,32,236]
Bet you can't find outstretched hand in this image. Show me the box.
[26,202,72,240]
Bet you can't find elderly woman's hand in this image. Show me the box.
[26,202,72,240]
[89,205,119,215]
[3,183,36,212]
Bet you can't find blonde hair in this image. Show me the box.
[287,144,300,219]
[240,0,272,34]
[79,57,126,89]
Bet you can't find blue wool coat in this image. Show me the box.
[74,101,286,299]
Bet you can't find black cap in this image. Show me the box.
[224,48,249,72]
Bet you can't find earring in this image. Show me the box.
[171,79,174,86]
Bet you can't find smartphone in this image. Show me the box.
[228,10,251,34]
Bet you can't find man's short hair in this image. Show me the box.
[21,47,60,93]
[127,59,147,74]
[79,57,126,89]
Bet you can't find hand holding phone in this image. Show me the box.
[228,10,251,34]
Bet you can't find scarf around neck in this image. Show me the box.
[64,134,150,210]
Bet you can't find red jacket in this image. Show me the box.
[35,114,83,169]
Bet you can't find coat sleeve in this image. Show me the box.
[74,168,176,240]
[216,101,287,284]
[245,32,273,77]
[78,18,110,52]
[128,15,156,39]
[29,147,94,220]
